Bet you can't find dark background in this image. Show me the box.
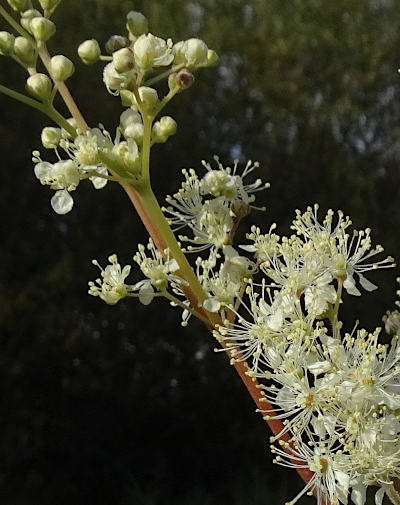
[1,0,400,504]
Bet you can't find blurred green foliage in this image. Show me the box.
[1,0,400,503]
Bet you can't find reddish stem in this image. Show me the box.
[121,181,321,502]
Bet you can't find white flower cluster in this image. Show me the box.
[214,206,398,505]
[33,127,112,214]
[89,239,185,307]
[163,156,269,252]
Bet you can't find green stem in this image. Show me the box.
[37,44,88,132]
[144,64,184,87]
[135,183,209,311]
[141,114,152,182]
[0,83,77,137]
[0,5,34,42]
[332,277,343,339]
[164,292,210,325]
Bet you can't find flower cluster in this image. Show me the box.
[163,156,269,252]
[22,9,217,214]
[214,206,398,505]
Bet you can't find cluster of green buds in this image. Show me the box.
[0,0,74,106]
[72,10,218,185]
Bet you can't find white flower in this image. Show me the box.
[133,239,184,304]
[133,33,173,69]
[200,156,269,205]
[89,254,132,305]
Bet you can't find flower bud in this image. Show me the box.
[7,0,29,12]
[137,86,159,111]
[152,116,177,143]
[103,63,136,92]
[120,109,142,130]
[123,123,144,145]
[41,126,61,149]
[207,49,219,67]
[0,32,15,56]
[126,11,149,38]
[20,9,41,33]
[105,35,129,55]
[38,0,60,11]
[120,109,144,143]
[30,17,56,42]
[78,39,101,64]
[7,0,29,11]
[50,55,75,81]
[26,73,52,101]
[61,117,79,139]
[14,36,35,66]
[120,90,136,107]
[112,47,135,73]
[184,38,208,68]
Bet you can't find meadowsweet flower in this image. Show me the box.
[34,159,81,214]
[133,238,184,304]
[89,254,132,305]
[200,156,269,206]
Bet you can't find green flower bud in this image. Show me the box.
[184,38,208,68]
[105,35,129,55]
[61,117,79,139]
[78,39,101,64]
[122,123,144,145]
[112,47,135,73]
[41,126,61,149]
[120,90,136,107]
[126,11,149,38]
[20,9,41,33]
[30,17,56,42]
[26,73,52,101]
[207,49,219,67]
[152,116,177,143]
[38,0,61,11]
[50,55,75,81]
[7,0,29,12]
[14,36,35,66]
[120,109,142,130]
[0,32,15,56]
[137,86,159,111]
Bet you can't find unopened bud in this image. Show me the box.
[30,17,56,42]
[41,126,61,149]
[112,47,135,73]
[176,69,194,90]
[126,11,149,38]
[7,0,29,11]
[14,36,35,66]
[122,123,144,145]
[184,38,208,68]
[38,0,60,11]
[78,39,101,64]
[61,117,79,139]
[207,49,219,67]
[0,32,15,56]
[120,90,136,107]
[105,35,129,55]
[26,73,52,101]
[137,86,159,111]
[120,109,142,130]
[50,55,75,81]
[20,9,41,33]
[152,116,177,143]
